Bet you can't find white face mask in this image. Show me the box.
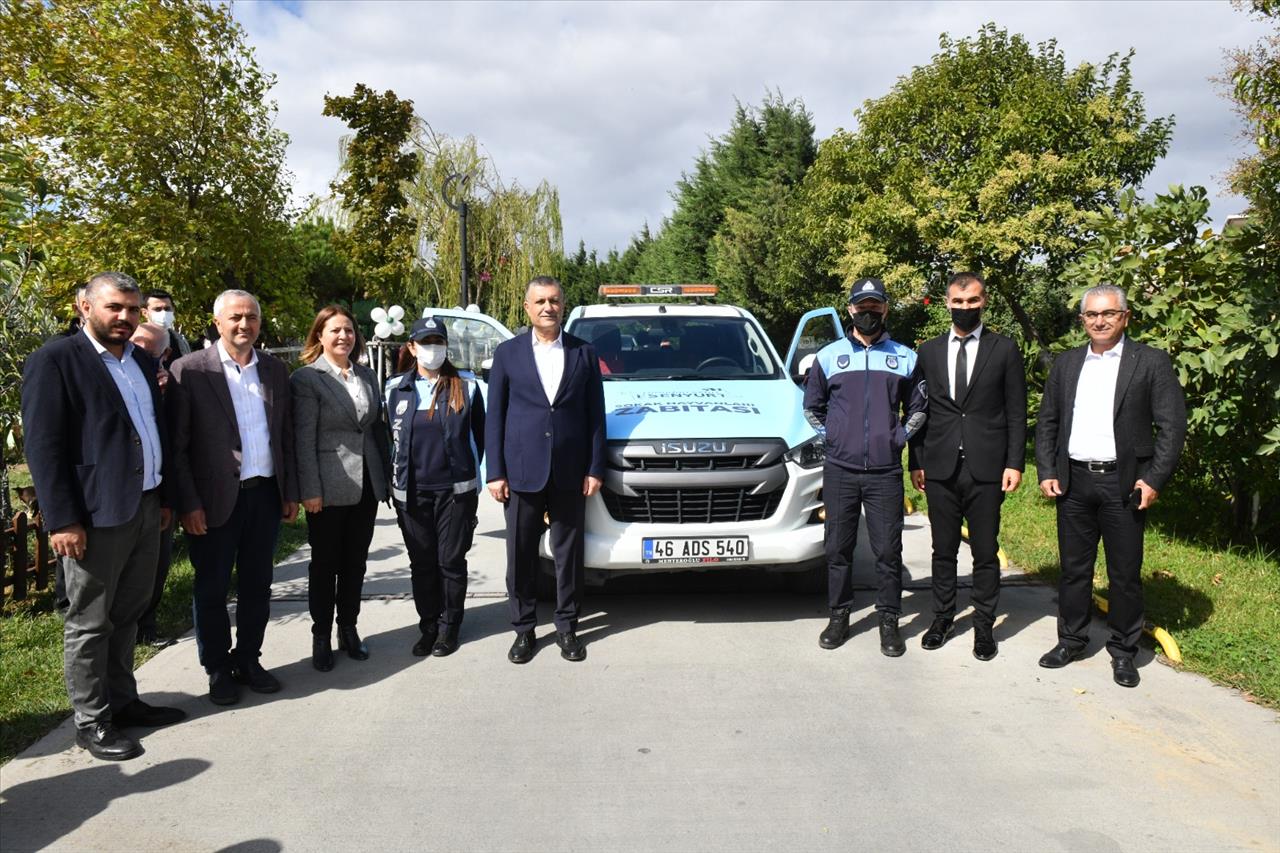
[416,344,447,371]
[149,309,174,329]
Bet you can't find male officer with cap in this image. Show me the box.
[804,277,927,655]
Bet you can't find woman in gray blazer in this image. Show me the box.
[292,305,391,671]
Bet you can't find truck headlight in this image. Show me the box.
[784,435,825,469]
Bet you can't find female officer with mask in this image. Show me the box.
[387,316,485,657]
[293,305,391,671]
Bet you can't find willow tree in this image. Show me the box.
[404,121,563,329]
[782,25,1172,367]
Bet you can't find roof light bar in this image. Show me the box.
[598,284,720,298]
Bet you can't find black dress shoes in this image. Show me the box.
[232,659,281,693]
[338,626,369,660]
[508,630,536,664]
[921,617,954,650]
[1112,657,1141,688]
[208,667,240,706]
[973,625,998,661]
[879,613,905,657]
[412,630,438,657]
[432,627,460,657]
[557,631,586,662]
[312,636,335,672]
[1038,643,1084,669]
[76,722,142,761]
[113,699,186,728]
[819,610,850,650]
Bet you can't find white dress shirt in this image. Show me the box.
[217,339,274,479]
[84,329,163,490]
[531,330,565,405]
[323,355,369,421]
[1068,335,1125,462]
[946,322,983,398]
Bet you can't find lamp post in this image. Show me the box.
[442,172,470,308]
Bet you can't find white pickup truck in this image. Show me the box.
[418,286,846,584]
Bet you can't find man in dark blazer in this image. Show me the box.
[21,272,185,761]
[486,275,606,664]
[909,272,1027,660]
[168,289,298,705]
[1036,285,1186,687]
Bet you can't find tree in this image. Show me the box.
[619,93,817,334]
[402,121,563,330]
[1223,0,1280,242]
[323,85,421,302]
[0,144,60,527]
[0,0,301,333]
[782,25,1172,368]
[1063,186,1280,536]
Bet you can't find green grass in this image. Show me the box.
[0,514,309,764]
[907,464,1280,707]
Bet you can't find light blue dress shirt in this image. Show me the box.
[83,329,163,490]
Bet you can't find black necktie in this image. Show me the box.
[955,335,970,402]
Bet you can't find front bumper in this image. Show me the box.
[539,461,826,573]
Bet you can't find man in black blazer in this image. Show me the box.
[486,276,606,664]
[909,272,1027,660]
[1036,285,1186,687]
[21,272,185,761]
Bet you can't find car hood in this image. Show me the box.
[603,379,816,448]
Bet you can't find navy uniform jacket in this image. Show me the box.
[21,332,169,531]
[485,330,606,492]
[804,331,926,472]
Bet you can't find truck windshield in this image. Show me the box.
[572,316,781,380]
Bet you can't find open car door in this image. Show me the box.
[783,307,843,383]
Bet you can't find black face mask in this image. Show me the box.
[951,307,982,333]
[850,310,885,337]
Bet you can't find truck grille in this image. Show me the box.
[632,456,752,471]
[602,486,784,524]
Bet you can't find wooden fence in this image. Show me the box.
[2,512,54,603]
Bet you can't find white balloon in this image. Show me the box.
[388,304,405,321]
[391,320,405,336]
[374,321,392,339]
[370,307,388,323]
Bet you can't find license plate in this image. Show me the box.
[641,536,749,565]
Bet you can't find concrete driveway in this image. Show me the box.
[2,497,1277,852]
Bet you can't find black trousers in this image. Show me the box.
[306,473,379,638]
[506,485,584,633]
[396,488,478,635]
[1056,463,1146,659]
[824,463,905,615]
[925,454,1004,626]
[137,521,175,634]
[190,478,281,673]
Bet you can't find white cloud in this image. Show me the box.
[235,0,1270,254]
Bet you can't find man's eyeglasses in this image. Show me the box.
[1081,309,1126,321]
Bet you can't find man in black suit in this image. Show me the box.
[1036,285,1186,687]
[909,272,1027,660]
[486,276,606,664]
[21,272,185,761]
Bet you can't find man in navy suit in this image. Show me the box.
[486,276,606,663]
[21,272,186,761]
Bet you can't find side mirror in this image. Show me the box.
[480,357,494,382]
[793,353,816,385]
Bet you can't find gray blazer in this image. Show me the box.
[292,357,391,507]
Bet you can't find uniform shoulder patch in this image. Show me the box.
[836,354,850,369]
[396,399,409,415]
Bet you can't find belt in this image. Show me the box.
[1070,459,1117,473]
[240,475,275,490]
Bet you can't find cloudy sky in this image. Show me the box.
[235,0,1269,255]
